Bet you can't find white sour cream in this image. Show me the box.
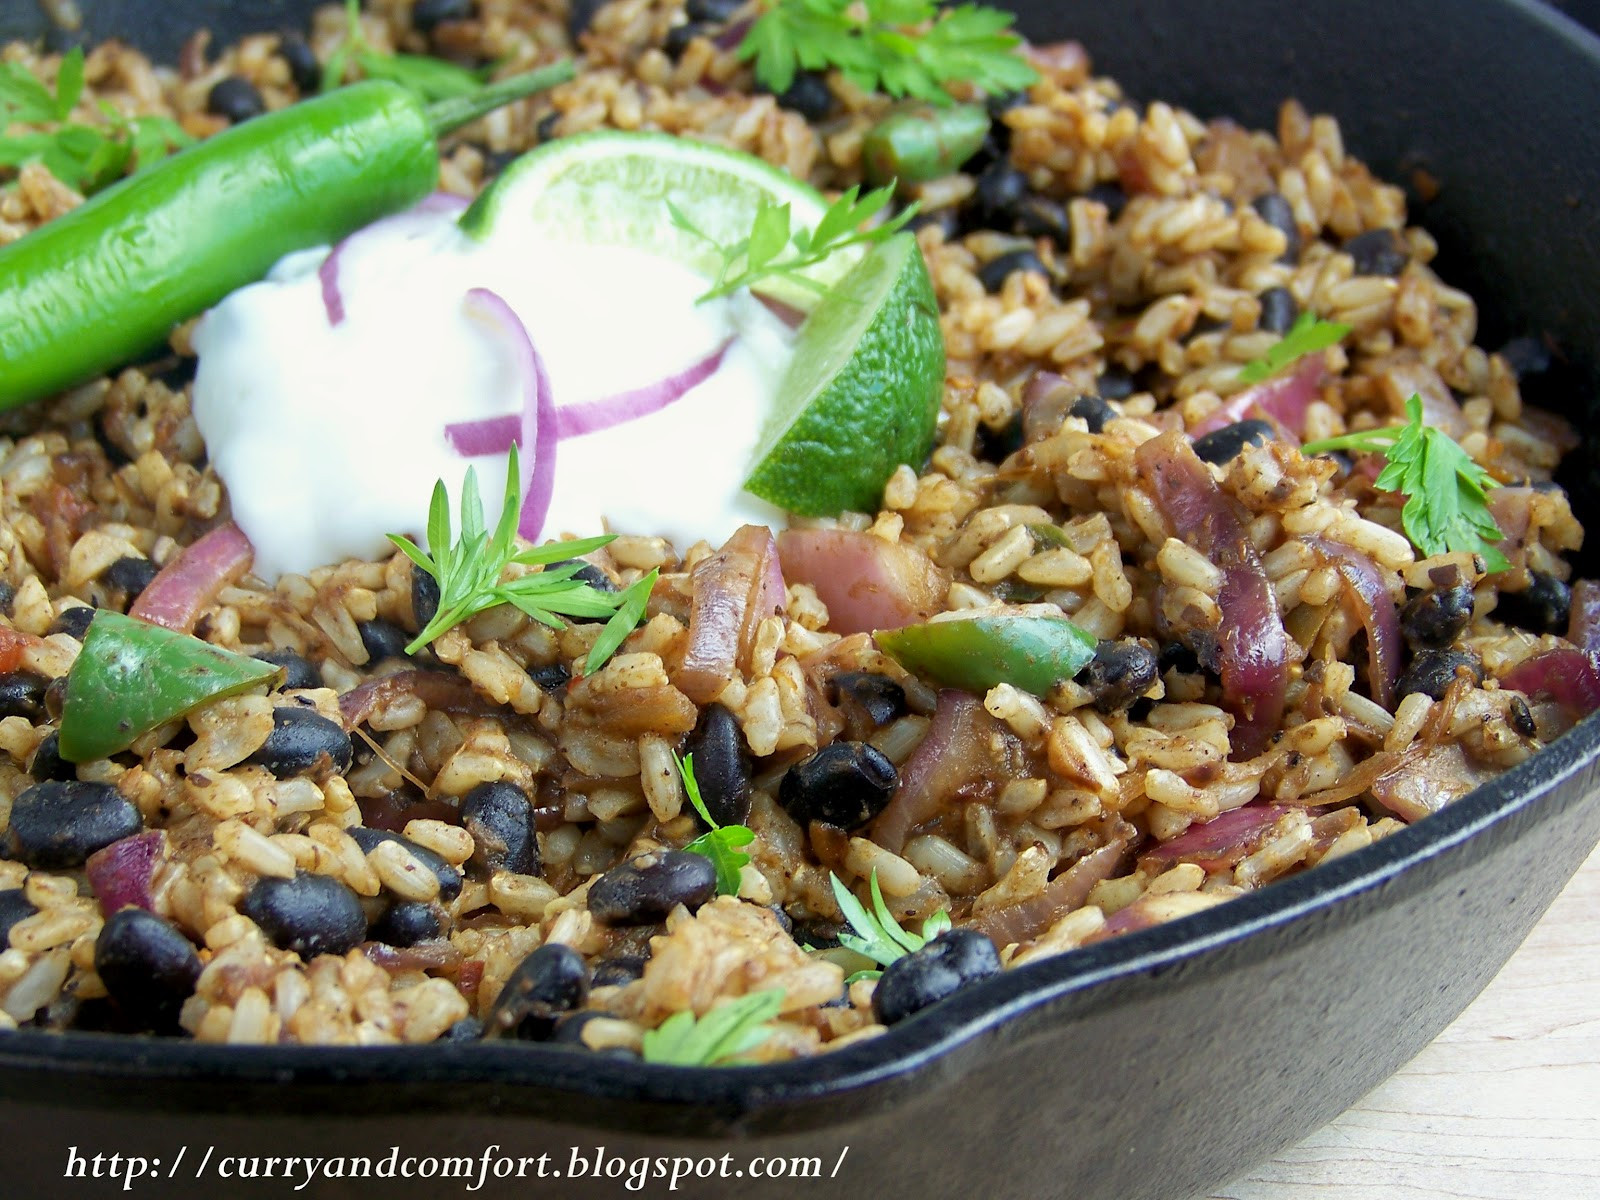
[192,208,792,581]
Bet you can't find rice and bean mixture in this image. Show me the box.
[0,0,1588,1053]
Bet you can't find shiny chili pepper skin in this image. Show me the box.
[875,612,1098,699]
[0,65,573,412]
[861,103,991,187]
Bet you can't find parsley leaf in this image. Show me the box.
[739,0,1037,105]
[1301,393,1509,572]
[387,445,657,659]
[669,182,916,304]
[640,988,786,1066]
[829,869,950,981]
[676,751,755,896]
[1237,310,1351,385]
[325,0,487,100]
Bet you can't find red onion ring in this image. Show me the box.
[1306,535,1402,708]
[1191,357,1322,439]
[319,195,472,327]
[1500,648,1600,718]
[129,521,254,633]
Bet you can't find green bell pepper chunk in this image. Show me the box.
[861,104,992,187]
[58,611,283,763]
[874,613,1097,699]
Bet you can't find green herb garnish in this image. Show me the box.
[676,751,756,896]
[1237,311,1351,385]
[740,0,1038,106]
[640,988,786,1066]
[1,49,192,194]
[1301,393,1509,572]
[830,870,951,982]
[387,445,658,667]
[324,0,487,100]
[669,182,917,303]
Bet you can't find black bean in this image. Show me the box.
[371,900,443,947]
[1497,335,1553,380]
[681,703,752,828]
[567,0,608,40]
[1345,228,1409,277]
[1077,639,1159,714]
[1257,286,1298,335]
[93,909,201,1031]
[277,33,321,95]
[1185,315,1229,343]
[978,249,1049,294]
[962,128,1009,176]
[459,781,539,877]
[778,742,898,831]
[663,21,710,61]
[0,671,48,720]
[829,673,908,732]
[1158,641,1201,676]
[1396,648,1484,702]
[974,412,1025,463]
[410,566,441,632]
[0,581,14,617]
[28,731,73,782]
[1251,191,1301,263]
[1493,571,1571,635]
[906,206,963,241]
[248,707,352,779]
[441,1015,484,1041]
[1012,195,1071,243]
[545,558,617,624]
[358,618,410,664]
[2,781,141,868]
[590,953,648,988]
[1062,394,1113,434]
[207,76,266,124]
[1096,365,1137,401]
[972,163,1029,227]
[242,872,367,959]
[772,71,834,122]
[0,888,38,946]
[48,606,95,640]
[872,928,1001,1026]
[1192,418,1274,465]
[253,650,321,691]
[1085,181,1128,221]
[528,662,571,693]
[1509,695,1537,738]
[686,0,742,21]
[587,850,717,926]
[487,943,588,1040]
[413,0,476,32]
[347,827,463,901]
[1401,583,1475,649]
[102,555,160,602]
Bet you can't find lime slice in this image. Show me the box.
[743,233,945,516]
[459,130,860,309]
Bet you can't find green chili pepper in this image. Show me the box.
[58,611,283,763]
[0,63,574,411]
[861,103,991,187]
[875,612,1097,698]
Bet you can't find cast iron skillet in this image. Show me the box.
[2,2,1600,1197]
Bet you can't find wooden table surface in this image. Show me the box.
[1211,843,1600,1200]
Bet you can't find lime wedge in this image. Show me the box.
[742,234,945,516]
[459,130,859,309]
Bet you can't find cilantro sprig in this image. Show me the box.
[740,0,1038,106]
[830,870,951,982]
[669,182,916,304]
[1302,393,1509,572]
[323,0,488,100]
[1237,311,1351,385]
[387,445,658,669]
[675,751,755,896]
[1,49,192,195]
[640,988,786,1067]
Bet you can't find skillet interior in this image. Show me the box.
[2,1,1600,1197]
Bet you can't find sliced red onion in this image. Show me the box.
[872,690,992,853]
[675,524,785,706]
[129,521,254,633]
[339,669,490,730]
[1143,803,1290,873]
[1136,432,1288,759]
[85,831,164,916]
[443,413,520,457]
[969,839,1130,947]
[1020,370,1079,443]
[462,287,556,541]
[776,528,949,636]
[1371,741,1494,822]
[1192,357,1322,439]
[1568,580,1600,655]
[1306,535,1402,708]
[753,292,806,330]
[555,339,731,439]
[1500,648,1600,718]
[319,195,471,326]
[714,17,754,50]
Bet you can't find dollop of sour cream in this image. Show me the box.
[191,206,793,581]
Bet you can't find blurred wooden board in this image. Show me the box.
[1212,843,1600,1200]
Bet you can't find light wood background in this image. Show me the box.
[1211,843,1600,1200]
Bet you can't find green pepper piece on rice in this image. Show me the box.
[875,611,1098,699]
